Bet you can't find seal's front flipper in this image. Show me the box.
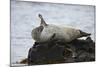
[79,30,91,37]
[50,33,56,41]
[38,14,48,26]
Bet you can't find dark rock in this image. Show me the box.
[27,37,95,65]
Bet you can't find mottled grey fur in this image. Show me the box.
[31,14,91,42]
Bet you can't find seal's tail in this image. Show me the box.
[79,30,91,37]
[38,14,48,26]
[38,14,43,19]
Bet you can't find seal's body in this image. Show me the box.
[31,14,91,43]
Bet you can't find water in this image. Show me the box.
[11,0,95,66]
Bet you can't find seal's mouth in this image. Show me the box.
[79,30,91,37]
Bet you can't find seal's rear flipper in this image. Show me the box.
[79,30,91,37]
[38,14,48,26]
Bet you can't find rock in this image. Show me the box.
[20,58,28,64]
[28,42,67,65]
[27,37,95,65]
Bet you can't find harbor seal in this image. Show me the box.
[31,14,91,43]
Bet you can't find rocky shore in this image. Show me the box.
[20,37,95,65]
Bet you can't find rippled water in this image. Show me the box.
[11,0,95,66]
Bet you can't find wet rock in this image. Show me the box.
[27,37,95,65]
